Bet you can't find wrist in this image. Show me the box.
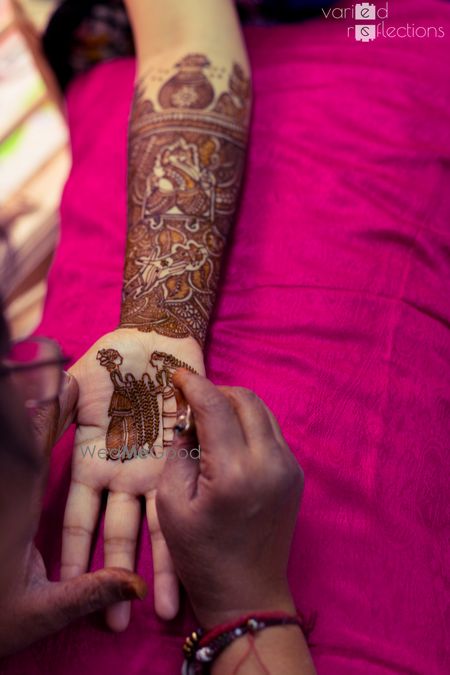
[119,306,209,352]
[193,588,296,631]
[211,622,313,675]
[183,609,310,675]
[111,328,205,374]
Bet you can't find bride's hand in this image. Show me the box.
[61,327,205,631]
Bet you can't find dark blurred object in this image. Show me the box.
[42,0,132,91]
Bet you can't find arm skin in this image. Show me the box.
[121,0,251,347]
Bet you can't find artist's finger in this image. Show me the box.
[146,489,179,620]
[218,386,279,449]
[39,568,147,633]
[9,569,147,654]
[61,480,101,580]
[172,371,246,463]
[103,491,141,632]
[158,428,200,505]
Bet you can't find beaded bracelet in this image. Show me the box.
[182,611,302,674]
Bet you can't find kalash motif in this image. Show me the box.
[158,54,216,110]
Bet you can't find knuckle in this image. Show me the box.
[258,442,286,473]
[215,462,251,501]
[104,535,135,554]
[255,461,282,493]
[230,387,259,406]
[63,523,92,538]
[259,449,301,492]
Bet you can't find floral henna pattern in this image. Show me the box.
[120,54,251,346]
[97,348,196,461]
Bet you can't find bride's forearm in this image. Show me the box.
[120,0,252,348]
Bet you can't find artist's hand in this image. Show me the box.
[61,328,205,631]
[156,371,303,629]
[0,373,147,657]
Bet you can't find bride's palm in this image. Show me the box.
[61,328,204,631]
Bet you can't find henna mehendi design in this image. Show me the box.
[97,348,196,461]
[120,54,251,346]
[150,351,196,448]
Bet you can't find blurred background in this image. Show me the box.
[0,0,68,338]
[20,0,55,28]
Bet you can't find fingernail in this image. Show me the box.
[61,371,73,392]
[173,368,192,383]
[133,578,148,600]
[58,372,73,407]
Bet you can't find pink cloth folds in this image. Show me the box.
[1,0,450,673]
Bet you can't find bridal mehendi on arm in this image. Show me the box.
[120,54,251,347]
[97,348,196,461]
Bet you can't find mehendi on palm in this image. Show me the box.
[97,348,196,461]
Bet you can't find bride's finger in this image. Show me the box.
[146,488,179,620]
[104,491,141,632]
[61,480,101,581]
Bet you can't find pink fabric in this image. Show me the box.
[2,0,450,672]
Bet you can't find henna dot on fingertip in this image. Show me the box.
[173,368,192,381]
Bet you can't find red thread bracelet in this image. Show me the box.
[201,610,300,645]
[182,611,303,674]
